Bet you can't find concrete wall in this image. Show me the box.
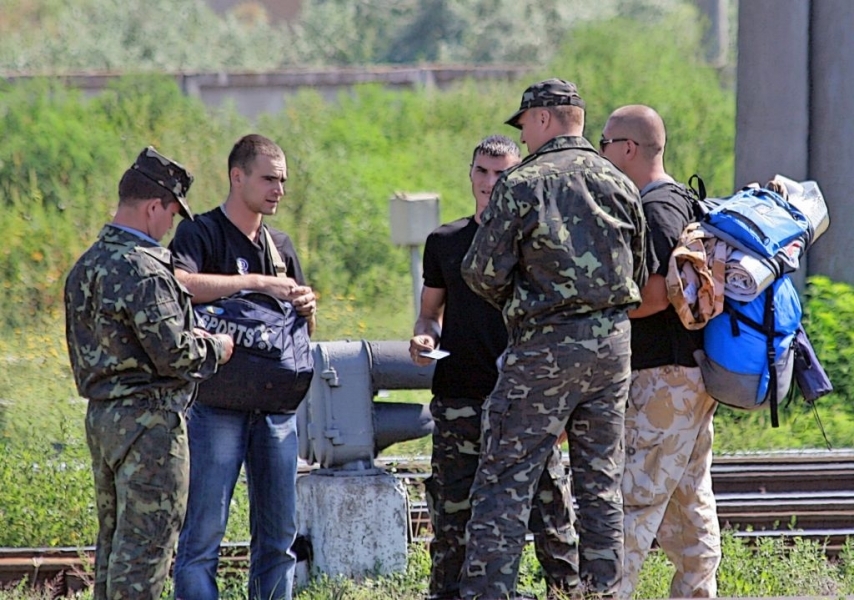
[6,66,532,121]
[206,0,303,22]
[807,0,854,282]
[736,0,853,284]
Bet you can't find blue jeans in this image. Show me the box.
[173,404,298,600]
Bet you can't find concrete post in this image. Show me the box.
[735,0,810,189]
[388,193,440,319]
[734,0,811,288]
[806,0,854,283]
[296,472,409,584]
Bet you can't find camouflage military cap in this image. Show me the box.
[505,78,586,129]
[131,146,195,220]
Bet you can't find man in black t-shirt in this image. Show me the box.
[409,135,579,600]
[600,106,720,598]
[170,134,316,600]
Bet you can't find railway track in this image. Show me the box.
[4,450,854,593]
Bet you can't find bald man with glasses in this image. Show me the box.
[600,105,721,598]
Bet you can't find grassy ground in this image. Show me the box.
[3,316,854,598]
[3,535,854,599]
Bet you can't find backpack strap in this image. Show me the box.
[262,226,288,276]
[762,286,780,427]
[688,173,707,202]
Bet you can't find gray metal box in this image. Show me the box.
[389,192,440,246]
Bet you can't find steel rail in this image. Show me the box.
[4,450,854,593]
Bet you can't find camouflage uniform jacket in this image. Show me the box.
[462,135,647,339]
[65,225,225,412]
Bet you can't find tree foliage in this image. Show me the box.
[1,0,695,73]
[547,7,735,193]
[0,0,295,73]
[0,11,737,335]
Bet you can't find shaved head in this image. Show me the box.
[604,104,666,160]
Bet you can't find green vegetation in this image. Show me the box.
[5,536,854,598]
[0,9,734,331]
[0,0,694,72]
[0,5,851,599]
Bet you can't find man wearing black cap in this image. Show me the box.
[409,135,580,600]
[460,79,647,598]
[64,147,234,600]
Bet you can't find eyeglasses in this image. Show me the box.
[598,137,636,152]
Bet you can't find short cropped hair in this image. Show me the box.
[545,105,584,129]
[117,169,176,209]
[471,135,521,164]
[228,134,284,176]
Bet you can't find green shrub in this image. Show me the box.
[548,8,735,194]
[803,275,854,407]
[0,10,739,334]
[718,531,842,597]
[0,0,695,73]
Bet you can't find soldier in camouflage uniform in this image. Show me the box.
[600,105,720,598]
[460,79,647,599]
[409,135,579,600]
[64,148,234,600]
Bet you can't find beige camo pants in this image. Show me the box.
[621,365,721,598]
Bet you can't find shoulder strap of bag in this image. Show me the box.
[262,226,288,277]
[688,173,707,202]
[762,286,780,428]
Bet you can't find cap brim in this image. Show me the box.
[504,108,525,130]
[177,198,194,221]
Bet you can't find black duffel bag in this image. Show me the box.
[193,291,314,413]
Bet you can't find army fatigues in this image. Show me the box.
[461,135,646,599]
[622,368,719,597]
[422,216,579,599]
[427,397,579,599]
[65,225,225,600]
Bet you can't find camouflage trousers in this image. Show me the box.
[461,319,631,600]
[425,396,579,599]
[621,366,720,598]
[85,400,189,600]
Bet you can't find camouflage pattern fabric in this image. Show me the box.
[665,223,726,331]
[65,225,224,408]
[425,396,579,599]
[460,322,632,599]
[131,146,195,220]
[462,136,647,341]
[622,366,720,598]
[64,225,225,599]
[505,78,586,128]
[86,401,189,600]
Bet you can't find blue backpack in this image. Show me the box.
[702,187,812,258]
[684,177,828,427]
[694,276,801,427]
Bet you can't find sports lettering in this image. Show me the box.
[196,314,273,352]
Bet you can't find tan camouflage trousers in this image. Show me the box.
[86,401,189,600]
[461,320,631,600]
[425,396,579,600]
[621,366,720,599]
